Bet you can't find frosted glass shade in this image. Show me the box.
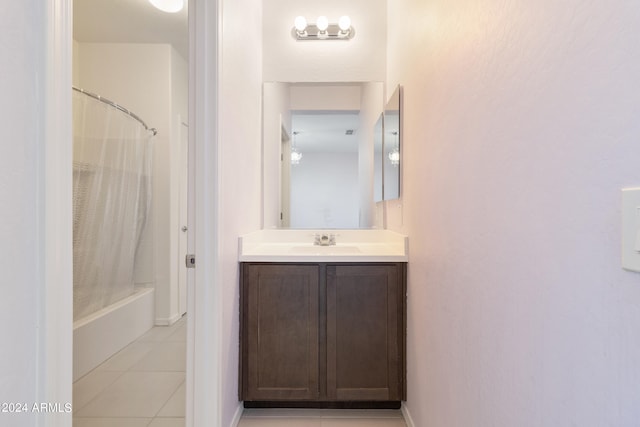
[294,16,308,32]
[316,16,329,31]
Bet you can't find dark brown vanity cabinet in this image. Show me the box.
[239,262,406,407]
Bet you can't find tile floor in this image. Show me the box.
[73,316,407,427]
[73,316,187,427]
[238,409,407,427]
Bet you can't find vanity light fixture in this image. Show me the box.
[149,0,184,13]
[292,15,355,41]
[291,131,303,165]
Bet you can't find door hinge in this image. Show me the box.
[186,254,196,268]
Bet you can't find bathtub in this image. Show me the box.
[73,287,155,381]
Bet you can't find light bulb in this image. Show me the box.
[149,0,184,13]
[388,148,400,166]
[338,16,351,32]
[316,16,329,32]
[294,16,307,32]
[291,150,303,165]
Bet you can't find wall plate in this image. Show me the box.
[621,187,640,272]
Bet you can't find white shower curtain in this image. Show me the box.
[72,90,153,321]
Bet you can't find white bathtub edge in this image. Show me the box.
[73,288,155,382]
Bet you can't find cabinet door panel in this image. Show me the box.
[244,264,320,400]
[326,265,401,401]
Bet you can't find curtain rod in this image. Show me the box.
[72,86,157,136]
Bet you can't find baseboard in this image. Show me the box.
[401,402,416,427]
[230,403,244,427]
[154,312,182,326]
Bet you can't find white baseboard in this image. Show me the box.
[155,312,182,326]
[402,402,416,427]
[230,403,244,427]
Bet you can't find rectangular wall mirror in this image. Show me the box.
[263,82,384,229]
[383,85,402,200]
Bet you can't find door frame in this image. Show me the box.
[178,119,189,317]
[45,0,222,425]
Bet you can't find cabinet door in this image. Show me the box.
[242,264,320,401]
[326,264,404,401]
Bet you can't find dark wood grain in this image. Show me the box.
[326,264,402,401]
[239,262,406,405]
[242,264,320,400]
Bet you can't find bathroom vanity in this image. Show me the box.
[238,230,408,408]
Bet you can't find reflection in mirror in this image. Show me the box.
[373,113,384,202]
[263,82,384,229]
[383,85,402,200]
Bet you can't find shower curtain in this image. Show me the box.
[72,90,153,321]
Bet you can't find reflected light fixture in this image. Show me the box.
[388,131,400,166]
[291,131,303,165]
[292,15,355,41]
[149,0,184,13]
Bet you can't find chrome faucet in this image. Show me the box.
[314,233,336,246]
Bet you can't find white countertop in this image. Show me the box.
[238,229,408,262]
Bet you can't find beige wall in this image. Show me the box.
[387,0,640,425]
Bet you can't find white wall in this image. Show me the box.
[219,0,264,424]
[1,2,72,426]
[75,42,188,325]
[0,3,44,425]
[263,0,386,82]
[387,0,640,425]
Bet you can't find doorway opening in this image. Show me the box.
[71,0,190,423]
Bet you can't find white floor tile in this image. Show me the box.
[95,341,156,372]
[72,370,123,413]
[164,322,186,343]
[147,417,185,427]
[238,418,321,427]
[320,419,406,427]
[156,381,186,417]
[72,417,152,427]
[74,371,185,418]
[320,410,404,419]
[130,342,186,372]
[137,321,183,343]
[238,409,407,427]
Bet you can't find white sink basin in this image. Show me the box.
[289,245,362,254]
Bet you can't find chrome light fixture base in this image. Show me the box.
[292,24,355,41]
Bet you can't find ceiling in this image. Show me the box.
[73,3,359,155]
[73,0,189,59]
[292,112,360,154]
